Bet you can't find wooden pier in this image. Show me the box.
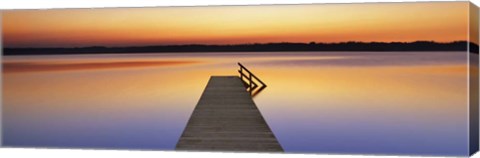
[175,63,282,152]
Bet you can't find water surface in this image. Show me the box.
[3,52,469,156]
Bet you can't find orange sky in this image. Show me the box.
[2,2,470,48]
[470,3,479,45]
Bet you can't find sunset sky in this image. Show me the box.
[2,2,470,48]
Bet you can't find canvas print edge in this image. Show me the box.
[469,2,480,156]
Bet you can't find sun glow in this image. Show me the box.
[2,2,469,48]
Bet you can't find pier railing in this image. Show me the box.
[238,63,267,96]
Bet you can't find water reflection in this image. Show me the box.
[3,60,199,73]
[2,52,469,156]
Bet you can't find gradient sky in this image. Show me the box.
[2,2,470,48]
[470,3,479,45]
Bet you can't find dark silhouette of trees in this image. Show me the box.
[3,41,477,56]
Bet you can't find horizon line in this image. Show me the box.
[4,40,475,49]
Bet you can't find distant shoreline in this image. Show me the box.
[3,41,479,56]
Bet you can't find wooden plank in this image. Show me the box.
[176,76,283,152]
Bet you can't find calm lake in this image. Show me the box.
[2,52,469,156]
